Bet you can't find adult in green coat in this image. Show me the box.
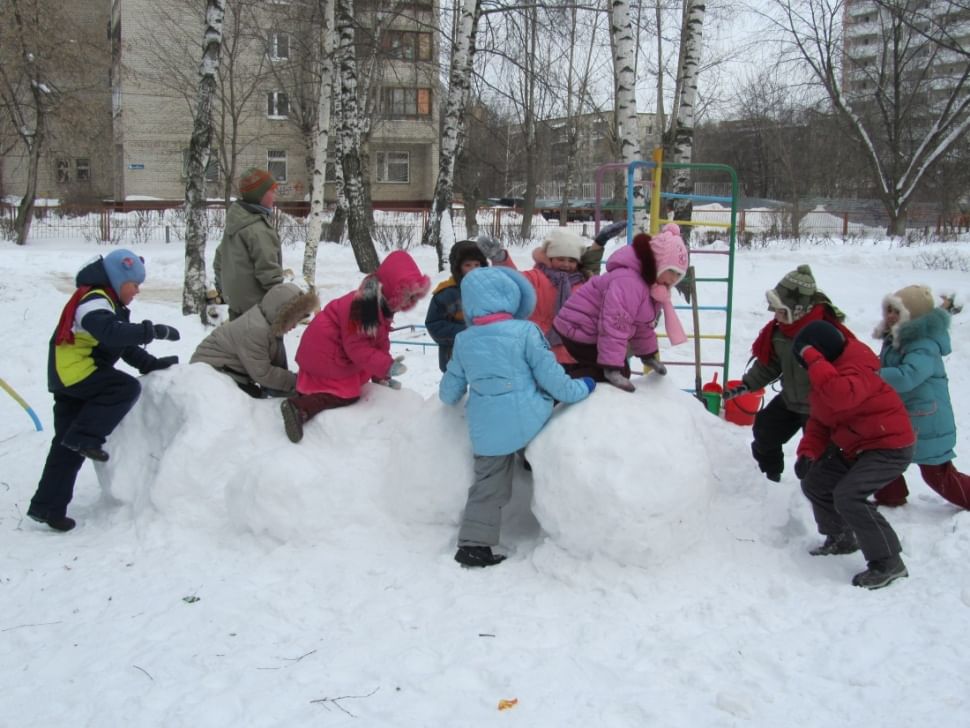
[214,168,285,320]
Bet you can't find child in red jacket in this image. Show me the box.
[792,320,915,590]
[280,251,430,443]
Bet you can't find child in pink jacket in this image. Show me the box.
[280,250,430,443]
[552,224,689,392]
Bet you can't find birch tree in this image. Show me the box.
[667,0,705,237]
[609,0,645,227]
[421,0,482,269]
[770,0,970,235]
[183,1,226,320]
[303,0,336,287]
[141,0,266,207]
[335,0,379,273]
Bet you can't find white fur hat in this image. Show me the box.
[542,228,586,261]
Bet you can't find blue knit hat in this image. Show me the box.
[102,249,146,293]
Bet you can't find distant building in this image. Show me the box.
[842,0,970,99]
[535,111,657,200]
[2,0,439,207]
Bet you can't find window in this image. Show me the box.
[55,158,70,183]
[181,149,220,182]
[270,32,289,60]
[381,87,431,118]
[267,91,289,118]
[376,151,409,183]
[382,31,432,61]
[75,158,91,183]
[267,149,287,182]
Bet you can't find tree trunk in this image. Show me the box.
[669,0,705,242]
[336,0,378,273]
[609,0,644,227]
[303,0,336,287]
[14,131,42,245]
[421,0,481,271]
[183,0,226,321]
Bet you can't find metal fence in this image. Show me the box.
[3,201,968,246]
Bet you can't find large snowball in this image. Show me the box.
[527,376,724,568]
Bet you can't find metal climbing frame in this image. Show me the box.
[592,154,739,389]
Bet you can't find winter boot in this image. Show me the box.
[281,399,305,443]
[752,442,782,483]
[27,508,76,532]
[809,531,860,556]
[454,546,506,568]
[603,368,636,392]
[852,555,908,590]
[63,443,109,462]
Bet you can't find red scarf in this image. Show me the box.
[54,286,119,345]
[751,304,854,364]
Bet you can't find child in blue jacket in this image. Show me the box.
[439,266,595,567]
[27,249,181,531]
[424,240,489,372]
[872,285,969,509]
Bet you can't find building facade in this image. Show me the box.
[3,0,439,207]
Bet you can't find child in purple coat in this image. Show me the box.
[552,224,689,392]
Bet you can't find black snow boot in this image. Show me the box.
[454,546,506,568]
[281,399,305,444]
[852,555,908,590]
[27,508,76,532]
[751,442,782,483]
[64,443,109,462]
[809,531,860,556]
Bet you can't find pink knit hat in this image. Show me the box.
[648,223,688,284]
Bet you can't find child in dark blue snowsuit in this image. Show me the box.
[27,249,181,531]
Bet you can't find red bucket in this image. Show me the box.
[723,378,764,426]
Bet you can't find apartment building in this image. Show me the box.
[0,1,113,203]
[112,0,439,205]
[532,111,658,199]
[842,0,970,98]
[3,0,439,207]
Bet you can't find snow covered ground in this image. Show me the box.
[1,231,968,726]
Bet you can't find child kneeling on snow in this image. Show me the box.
[439,266,595,568]
[281,250,430,443]
[190,282,319,398]
[792,321,914,590]
[552,224,689,392]
[28,249,182,531]
[870,285,970,509]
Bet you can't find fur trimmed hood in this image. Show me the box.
[261,283,320,336]
[350,251,430,336]
[875,304,951,352]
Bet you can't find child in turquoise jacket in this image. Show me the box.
[873,285,969,509]
[439,266,594,567]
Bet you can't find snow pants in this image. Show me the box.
[30,368,141,519]
[751,394,808,480]
[875,461,970,509]
[801,445,914,562]
[457,453,516,548]
[289,391,358,422]
[557,333,630,381]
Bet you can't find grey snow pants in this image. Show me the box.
[457,453,516,548]
[800,444,914,562]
